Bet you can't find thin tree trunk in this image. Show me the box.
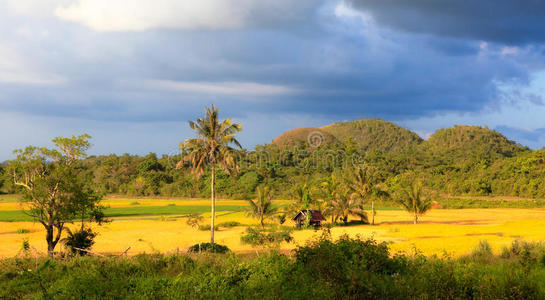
[210,164,215,245]
[414,214,418,224]
[371,200,375,225]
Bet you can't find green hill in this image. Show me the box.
[271,127,338,148]
[423,125,527,160]
[321,118,423,153]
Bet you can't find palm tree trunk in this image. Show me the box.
[413,214,418,224]
[371,200,375,225]
[211,164,216,245]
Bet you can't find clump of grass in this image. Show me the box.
[167,203,176,206]
[217,221,241,228]
[198,224,218,231]
[15,229,30,234]
[130,201,140,205]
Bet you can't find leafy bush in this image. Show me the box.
[217,221,241,228]
[3,236,545,299]
[198,224,218,231]
[240,227,293,248]
[62,228,97,256]
[187,243,230,254]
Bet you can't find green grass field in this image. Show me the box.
[0,204,246,222]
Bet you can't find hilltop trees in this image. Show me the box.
[177,105,242,244]
[8,134,104,256]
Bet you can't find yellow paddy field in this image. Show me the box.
[1,196,545,258]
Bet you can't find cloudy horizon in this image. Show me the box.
[2,0,545,160]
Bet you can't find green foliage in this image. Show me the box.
[7,120,545,205]
[395,176,433,224]
[62,227,97,256]
[217,221,241,228]
[8,134,104,256]
[198,224,219,231]
[187,243,230,253]
[245,185,277,227]
[4,236,545,299]
[240,227,293,248]
[321,118,423,153]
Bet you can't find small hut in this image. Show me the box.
[292,210,326,228]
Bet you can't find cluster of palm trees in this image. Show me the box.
[179,105,433,245]
[283,165,388,226]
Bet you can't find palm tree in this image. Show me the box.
[329,187,367,225]
[246,185,278,227]
[317,173,342,223]
[398,181,432,224]
[346,165,389,225]
[177,105,242,244]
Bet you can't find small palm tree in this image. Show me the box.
[329,188,367,225]
[346,165,389,225]
[246,185,277,228]
[317,173,342,223]
[177,105,242,244]
[398,181,432,224]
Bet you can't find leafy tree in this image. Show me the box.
[246,185,278,227]
[346,165,389,225]
[397,180,433,224]
[8,134,103,256]
[177,105,242,244]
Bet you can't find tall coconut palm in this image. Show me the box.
[346,165,389,225]
[398,181,432,224]
[177,105,242,244]
[246,185,277,228]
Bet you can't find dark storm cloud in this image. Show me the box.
[345,0,545,45]
[2,0,545,157]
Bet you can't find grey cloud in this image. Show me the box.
[345,0,545,45]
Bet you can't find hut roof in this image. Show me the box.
[292,210,326,221]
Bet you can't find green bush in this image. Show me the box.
[217,221,241,228]
[240,227,293,248]
[62,228,97,256]
[2,236,545,299]
[187,243,230,254]
[198,224,219,231]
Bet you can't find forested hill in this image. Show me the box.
[321,118,423,153]
[1,120,544,199]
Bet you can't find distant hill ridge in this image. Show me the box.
[270,119,527,157]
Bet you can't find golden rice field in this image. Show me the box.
[1,196,545,258]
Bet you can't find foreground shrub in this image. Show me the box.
[2,236,545,299]
[188,243,230,254]
[240,227,293,248]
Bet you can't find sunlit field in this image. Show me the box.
[1,196,545,258]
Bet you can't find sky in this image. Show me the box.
[2,0,545,160]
